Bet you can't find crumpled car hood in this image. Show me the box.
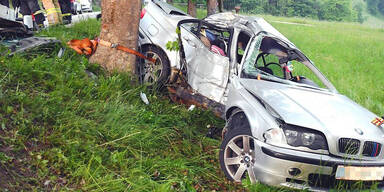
[240,79,384,140]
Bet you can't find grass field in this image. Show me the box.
[0,13,383,192]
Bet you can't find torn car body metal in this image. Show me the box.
[138,1,384,190]
[0,18,61,56]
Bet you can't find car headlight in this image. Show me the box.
[283,127,328,150]
[263,128,285,145]
[263,128,287,146]
[263,125,328,151]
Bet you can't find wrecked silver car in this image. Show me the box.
[139,1,384,190]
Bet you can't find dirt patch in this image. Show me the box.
[0,130,36,191]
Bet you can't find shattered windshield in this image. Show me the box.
[241,35,331,91]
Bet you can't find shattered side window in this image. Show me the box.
[182,22,199,36]
[242,35,262,75]
[289,60,326,88]
[241,35,328,89]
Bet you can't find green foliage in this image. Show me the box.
[176,0,368,22]
[318,0,352,21]
[166,40,180,51]
[166,28,181,52]
[367,0,380,15]
[366,0,384,15]
[354,2,366,23]
[237,0,354,22]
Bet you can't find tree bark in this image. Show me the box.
[187,0,196,17]
[218,0,223,12]
[89,0,141,73]
[207,0,217,16]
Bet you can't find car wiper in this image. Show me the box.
[293,83,326,91]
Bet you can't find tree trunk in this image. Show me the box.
[89,0,141,73]
[166,0,173,4]
[187,0,196,17]
[207,0,217,16]
[218,0,223,12]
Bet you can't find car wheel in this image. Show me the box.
[223,111,249,139]
[220,113,257,183]
[138,45,170,88]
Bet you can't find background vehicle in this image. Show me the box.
[72,0,93,14]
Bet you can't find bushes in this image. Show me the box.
[236,0,355,22]
[174,0,360,22]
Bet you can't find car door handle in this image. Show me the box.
[183,36,196,48]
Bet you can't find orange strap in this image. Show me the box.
[67,38,156,63]
[67,38,97,55]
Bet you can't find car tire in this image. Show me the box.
[220,112,257,183]
[138,45,170,89]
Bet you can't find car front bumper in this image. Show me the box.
[252,139,384,191]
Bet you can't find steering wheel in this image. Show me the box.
[265,62,286,78]
[265,62,280,68]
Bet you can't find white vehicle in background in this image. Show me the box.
[73,0,93,14]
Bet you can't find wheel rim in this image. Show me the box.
[141,51,163,85]
[224,135,257,183]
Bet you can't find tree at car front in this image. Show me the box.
[90,0,141,73]
[175,12,384,190]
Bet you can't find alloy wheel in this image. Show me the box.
[142,51,163,84]
[223,135,257,183]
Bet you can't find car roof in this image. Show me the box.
[204,12,296,49]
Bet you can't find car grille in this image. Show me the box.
[338,138,360,155]
[362,141,382,157]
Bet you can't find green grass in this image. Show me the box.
[174,5,207,19]
[0,19,251,191]
[0,14,383,192]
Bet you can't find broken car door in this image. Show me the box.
[178,19,231,104]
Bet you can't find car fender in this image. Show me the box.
[139,27,179,69]
[226,77,279,140]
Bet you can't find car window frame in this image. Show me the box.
[239,33,338,93]
[177,19,234,62]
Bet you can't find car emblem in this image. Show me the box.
[354,128,364,135]
[372,117,384,128]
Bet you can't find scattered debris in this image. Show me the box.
[168,85,225,118]
[84,70,97,80]
[188,105,195,111]
[206,125,221,138]
[43,180,51,186]
[140,92,149,105]
[57,48,65,58]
